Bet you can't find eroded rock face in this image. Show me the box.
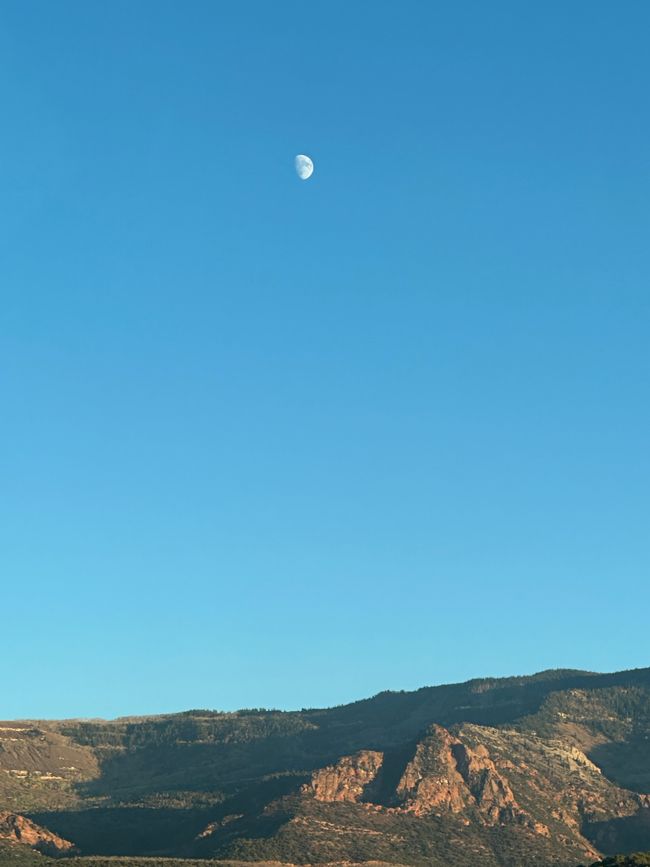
[395,725,473,815]
[0,812,76,855]
[451,740,523,824]
[300,718,650,861]
[394,725,536,828]
[305,726,537,828]
[306,750,384,802]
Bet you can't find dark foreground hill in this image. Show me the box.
[1,666,650,866]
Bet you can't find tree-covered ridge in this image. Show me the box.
[2,666,650,866]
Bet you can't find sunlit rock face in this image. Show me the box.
[306,749,384,802]
[0,812,76,855]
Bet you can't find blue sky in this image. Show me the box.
[1,1,648,719]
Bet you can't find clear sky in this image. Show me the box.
[1,1,648,719]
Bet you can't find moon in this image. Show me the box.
[295,154,314,180]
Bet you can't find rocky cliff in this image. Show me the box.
[3,666,650,866]
[0,811,76,855]
[394,725,531,826]
[282,713,650,865]
[306,751,384,802]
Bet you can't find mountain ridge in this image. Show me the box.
[2,665,649,866]
[12,666,639,723]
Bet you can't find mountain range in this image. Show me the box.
[1,666,650,866]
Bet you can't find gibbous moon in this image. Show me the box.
[295,154,314,180]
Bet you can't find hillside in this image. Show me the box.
[1,667,649,865]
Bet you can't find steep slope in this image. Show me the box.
[197,721,649,865]
[514,684,650,792]
[0,812,75,855]
[0,724,97,812]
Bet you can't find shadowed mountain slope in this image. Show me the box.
[1,666,649,866]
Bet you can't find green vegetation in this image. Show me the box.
[0,842,45,866]
[1,667,649,866]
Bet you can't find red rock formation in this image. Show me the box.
[395,725,474,815]
[393,724,535,828]
[305,727,552,834]
[306,750,384,802]
[451,740,524,824]
[0,811,76,855]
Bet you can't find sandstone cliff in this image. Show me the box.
[299,720,650,862]
[305,750,384,802]
[395,724,531,827]
[0,811,76,855]
[3,666,650,865]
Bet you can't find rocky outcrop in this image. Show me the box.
[0,812,76,855]
[305,750,384,802]
[196,814,244,839]
[394,725,539,829]
[451,740,523,824]
[303,726,544,831]
[298,719,650,863]
[395,725,474,815]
